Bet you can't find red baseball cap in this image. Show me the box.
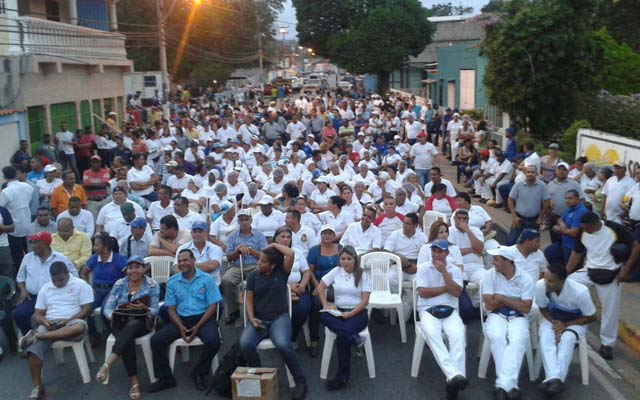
[417,131,427,138]
[29,231,52,245]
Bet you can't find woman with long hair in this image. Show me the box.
[416,220,463,270]
[341,185,363,222]
[318,196,354,240]
[317,245,371,391]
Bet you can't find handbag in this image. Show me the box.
[426,305,455,319]
[111,295,153,331]
[587,268,620,285]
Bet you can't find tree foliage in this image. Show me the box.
[594,28,640,95]
[293,0,434,92]
[118,0,284,86]
[426,2,473,16]
[481,0,601,139]
[597,0,640,54]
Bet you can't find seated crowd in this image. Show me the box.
[1,89,638,400]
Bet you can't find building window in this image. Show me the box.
[45,0,60,22]
[0,0,6,15]
[144,75,157,88]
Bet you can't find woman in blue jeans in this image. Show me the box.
[273,227,311,345]
[240,243,308,400]
[317,245,371,391]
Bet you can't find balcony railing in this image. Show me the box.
[16,16,127,61]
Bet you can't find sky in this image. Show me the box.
[277,0,490,39]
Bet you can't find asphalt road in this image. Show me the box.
[0,317,635,400]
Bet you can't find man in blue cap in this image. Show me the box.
[175,221,224,285]
[119,217,153,261]
[416,239,468,399]
[150,248,221,393]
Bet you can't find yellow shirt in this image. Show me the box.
[51,230,92,271]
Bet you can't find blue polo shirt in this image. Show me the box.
[561,203,588,250]
[226,228,268,267]
[85,252,127,286]
[165,268,221,317]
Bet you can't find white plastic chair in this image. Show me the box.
[145,256,174,284]
[319,326,375,379]
[52,336,96,384]
[423,210,447,233]
[243,285,296,388]
[103,331,156,384]
[477,281,535,381]
[410,279,427,377]
[533,329,590,385]
[362,252,406,343]
[169,309,221,375]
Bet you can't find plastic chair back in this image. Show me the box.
[423,210,447,233]
[145,256,174,284]
[361,252,402,296]
[0,276,16,303]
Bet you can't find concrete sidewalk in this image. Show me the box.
[437,159,640,356]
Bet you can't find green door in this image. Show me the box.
[92,99,102,130]
[50,102,78,134]
[28,106,46,154]
[117,96,125,124]
[80,100,91,132]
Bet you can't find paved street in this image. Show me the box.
[0,319,636,399]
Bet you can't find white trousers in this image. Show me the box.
[419,310,466,380]
[538,318,586,382]
[568,269,620,346]
[485,313,530,391]
[463,264,487,307]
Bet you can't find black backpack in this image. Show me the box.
[206,342,247,397]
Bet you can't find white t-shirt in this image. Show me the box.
[602,176,635,223]
[448,226,484,267]
[340,222,382,255]
[451,206,491,230]
[425,178,456,197]
[288,248,310,284]
[416,262,463,312]
[56,131,75,154]
[146,201,174,230]
[321,266,372,309]
[252,209,285,238]
[534,278,596,317]
[36,276,93,320]
[36,178,63,197]
[167,174,193,192]
[482,267,534,302]
[384,229,427,260]
[209,216,238,244]
[127,166,155,196]
[410,142,438,169]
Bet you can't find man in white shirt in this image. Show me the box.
[36,164,63,208]
[601,160,635,223]
[1,166,36,269]
[286,115,307,139]
[172,196,205,231]
[448,210,485,285]
[484,151,513,206]
[416,239,468,399]
[19,261,93,400]
[410,131,439,188]
[286,210,317,258]
[252,195,285,239]
[146,186,175,231]
[425,167,456,198]
[96,187,145,235]
[404,114,422,144]
[175,221,224,285]
[55,122,79,177]
[238,116,260,145]
[166,166,193,196]
[394,188,419,215]
[483,245,535,400]
[57,197,95,238]
[340,206,381,255]
[536,263,596,397]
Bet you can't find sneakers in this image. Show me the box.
[291,382,308,400]
[19,330,38,351]
[29,386,45,400]
[598,345,614,360]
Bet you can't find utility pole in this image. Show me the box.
[157,0,170,117]
[257,11,264,91]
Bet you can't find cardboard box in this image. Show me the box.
[231,367,278,400]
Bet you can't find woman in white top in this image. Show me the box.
[145,129,163,170]
[317,245,371,390]
[309,177,333,213]
[417,220,464,270]
[341,185,363,221]
[274,227,312,344]
[181,178,207,213]
[318,196,355,240]
[353,181,373,206]
[127,153,159,203]
[208,201,237,251]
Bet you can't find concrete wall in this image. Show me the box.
[0,112,26,174]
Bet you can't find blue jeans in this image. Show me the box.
[291,293,311,342]
[88,286,111,335]
[320,310,368,382]
[62,153,79,178]
[415,168,431,189]
[239,312,307,384]
[13,295,37,334]
[506,215,539,246]
[498,182,514,206]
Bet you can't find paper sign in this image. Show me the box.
[236,378,262,397]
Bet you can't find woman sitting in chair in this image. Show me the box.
[273,227,312,346]
[97,256,160,399]
[239,243,309,400]
[317,245,371,391]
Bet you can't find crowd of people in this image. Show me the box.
[1,85,639,400]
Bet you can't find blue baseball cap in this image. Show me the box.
[430,239,449,251]
[518,229,540,243]
[312,169,321,178]
[191,221,207,231]
[126,256,144,266]
[130,217,147,229]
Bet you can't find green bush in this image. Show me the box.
[577,94,640,139]
[461,109,484,121]
[561,120,591,161]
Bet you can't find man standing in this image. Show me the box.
[55,122,79,177]
[416,239,468,400]
[176,221,224,285]
[565,211,640,359]
[601,160,635,224]
[507,165,550,245]
[536,263,596,397]
[221,210,268,324]
[49,171,87,217]
[546,190,588,265]
[404,114,422,145]
[425,167,457,198]
[19,261,93,400]
[0,204,14,278]
[35,132,59,164]
[546,162,583,242]
[13,232,78,335]
[409,131,439,188]
[150,249,221,392]
[483,246,534,400]
[82,155,111,219]
[0,166,34,271]
[51,218,92,272]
